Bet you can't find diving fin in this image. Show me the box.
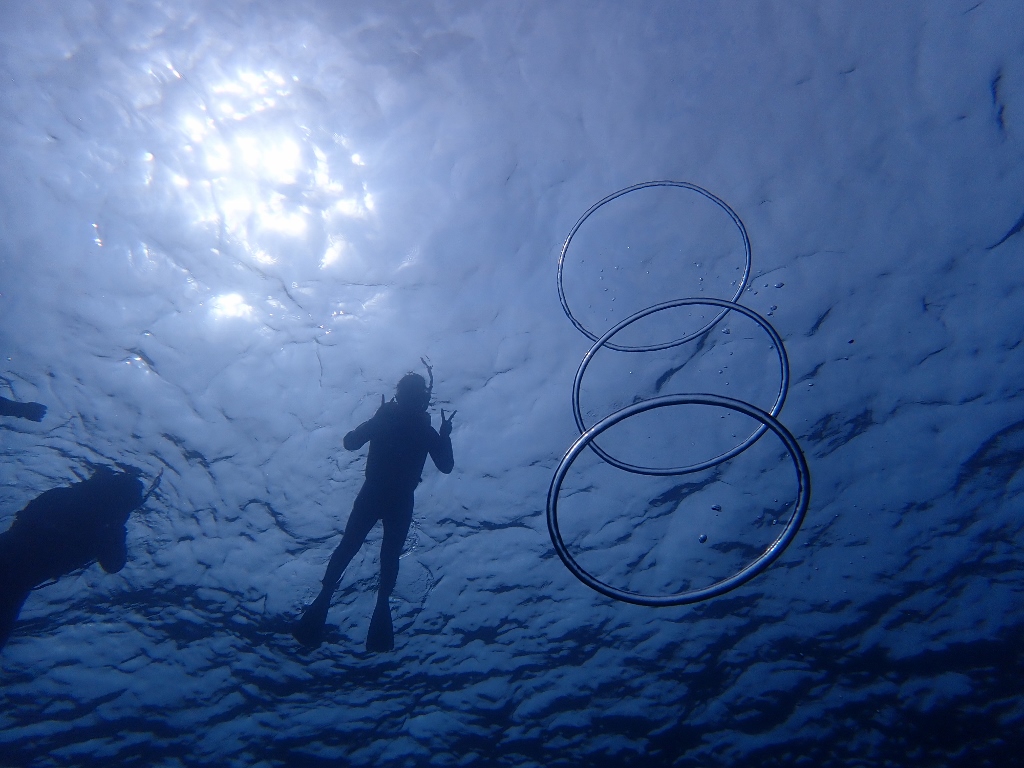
[365,600,394,652]
[292,593,330,648]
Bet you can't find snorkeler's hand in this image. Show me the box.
[20,401,46,422]
[440,409,456,438]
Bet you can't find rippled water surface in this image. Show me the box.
[1,1,1022,766]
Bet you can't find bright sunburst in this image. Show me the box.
[145,62,376,322]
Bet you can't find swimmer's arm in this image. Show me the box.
[95,525,128,574]
[345,396,391,450]
[344,410,381,451]
[343,420,373,451]
[429,409,455,474]
[0,396,46,422]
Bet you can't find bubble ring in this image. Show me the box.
[556,180,752,352]
[547,394,811,607]
[572,298,789,476]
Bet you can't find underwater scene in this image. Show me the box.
[1,1,1022,766]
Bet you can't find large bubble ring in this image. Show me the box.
[548,182,811,606]
[557,180,752,352]
[547,395,810,607]
[572,297,790,476]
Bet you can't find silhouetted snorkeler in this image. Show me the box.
[0,467,146,651]
[293,370,455,652]
[0,395,46,422]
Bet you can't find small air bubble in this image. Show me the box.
[775,282,784,288]
[722,328,731,334]
[711,504,721,511]
[698,534,707,544]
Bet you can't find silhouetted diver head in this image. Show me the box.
[395,373,429,412]
[88,467,145,524]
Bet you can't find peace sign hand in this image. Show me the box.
[440,408,457,438]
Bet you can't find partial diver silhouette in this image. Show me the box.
[0,467,146,651]
[293,369,455,652]
[0,395,46,422]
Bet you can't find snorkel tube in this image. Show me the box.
[420,357,434,403]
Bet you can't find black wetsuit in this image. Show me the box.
[0,470,142,651]
[295,398,453,651]
[323,400,453,596]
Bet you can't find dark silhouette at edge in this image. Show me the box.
[293,371,455,653]
[0,395,46,423]
[0,467,144,652]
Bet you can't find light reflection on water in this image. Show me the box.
[144,62,378,323]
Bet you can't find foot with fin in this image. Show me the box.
[292,592,331,648]
[365,599,394,652]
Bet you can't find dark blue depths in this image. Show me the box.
[0,417,1021,768]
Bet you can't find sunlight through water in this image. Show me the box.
[135,54,380,327]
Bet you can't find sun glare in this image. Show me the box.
[211,293,254,319]
[155,63,373,300]
[321,239,345,268]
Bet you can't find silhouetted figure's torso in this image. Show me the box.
[345,401,454,494]
[0,470,142,651]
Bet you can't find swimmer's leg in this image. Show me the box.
[293,491,378,648]
[0,545,31,653]
[0,586,29,653]
[366,499,413,653]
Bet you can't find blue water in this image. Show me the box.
[1,1,1023,766]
